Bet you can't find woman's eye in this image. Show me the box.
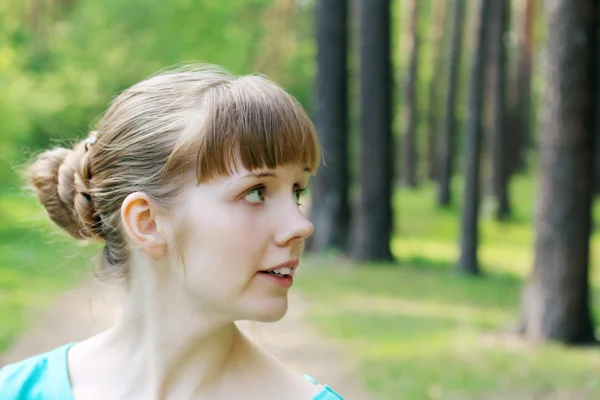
[294,188,306,205]
[243,187,265,204]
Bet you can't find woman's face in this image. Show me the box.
[166,163,314,322]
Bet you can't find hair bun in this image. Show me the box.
[28,140,102,240]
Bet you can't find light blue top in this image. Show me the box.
[0,343,343,399]
[0,343,74,400]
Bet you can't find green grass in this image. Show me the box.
[296,175,600,399]
[0,187,96,351]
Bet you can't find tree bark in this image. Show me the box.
[513,0,536,173]
[352,0,394,262]
[457,0,492,275]
[426,0,448,182]
[308,0,351,253]
[490,0,511,221]
[437,0,466,207]
[403,0,420,188]
[520,0,597,344]
[595,23,600,196]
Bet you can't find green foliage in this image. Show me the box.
[0,0,315,183]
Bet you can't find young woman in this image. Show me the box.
[0,64,343,399]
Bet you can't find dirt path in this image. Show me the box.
[0,280,371,399]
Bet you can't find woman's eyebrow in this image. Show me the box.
[228,171,276,186]
[245,171,277,179]
[229,167,312,186]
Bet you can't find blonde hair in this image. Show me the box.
[26,64,320,282]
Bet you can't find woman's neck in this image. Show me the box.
[71,252,247,399]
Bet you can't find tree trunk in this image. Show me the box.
[595,25,600,196]
[513,0,536,173]
[427,0,448,182]
[352,0,394,262]
[520,0,597,344]
[308,0,351,253]
[437,0,466,207]
[457,0,492,275]
[597,100,600,197]
[490,0,511,221]
[403,0,420,188]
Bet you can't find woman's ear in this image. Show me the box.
[121,192,167,258]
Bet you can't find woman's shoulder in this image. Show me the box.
[275,371,344,400]
[250,347,343,399]
[259,366,343,400]
[0,343,74,400]
[229,333,344,399]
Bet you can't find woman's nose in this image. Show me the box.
[274,206,315,247]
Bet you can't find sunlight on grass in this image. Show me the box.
[297,175,600,399]
[297,260,600,399]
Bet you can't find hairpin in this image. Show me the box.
[85,131,98,150]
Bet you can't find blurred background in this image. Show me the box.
[1,0,600,398]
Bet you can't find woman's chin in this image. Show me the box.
[246,297,289,323]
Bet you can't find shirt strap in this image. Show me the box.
[304,374,344,400]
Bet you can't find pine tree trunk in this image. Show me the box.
[513,0,536,173]
[520,0,597,344]
[426,0,448,182]
[437,0,466,207]
[352,0,394,262]
[457,0,492,275]
[403,0,420,188]
[308,0,351,253]
[490,0,511,221]
[595,27,600,196]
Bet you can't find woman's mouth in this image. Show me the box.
[258,261,298,288]
[258,270,294,287]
